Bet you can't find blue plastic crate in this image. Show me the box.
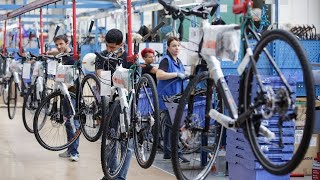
[261,119,295,128]
[228,162,290,180]
[296,83,320,96]
[138,88,154,116]
[227,144,293,161]
[227,129,295,144]
[227,138,294,155]
[164,97,216,128]
[227,154,264,170]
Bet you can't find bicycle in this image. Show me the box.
[22,52,53,133]
[6,51,32,119]
[33,21,106,150]
[158,0,315,179]
[98,22,164,179]
[0,52,14,106]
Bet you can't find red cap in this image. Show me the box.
[141,48,154,58]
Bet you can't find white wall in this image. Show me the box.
[278,0,320,30]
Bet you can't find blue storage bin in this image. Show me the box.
[313,110,320,133]
[228,162,290,180]
[138,88,154,117]
[261,118,295,128]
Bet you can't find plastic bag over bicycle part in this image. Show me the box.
[112,66,131,91]
[56,65,78,86]
[201,24,241,62]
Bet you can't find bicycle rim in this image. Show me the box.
[243,29,315,175]
[79,74,103,142]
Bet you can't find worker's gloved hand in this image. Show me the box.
[132,33,143,43]
[177,73,186,79]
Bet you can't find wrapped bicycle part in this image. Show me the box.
[112,66,131,91]
[56,65,78,85]
[201,24,240,62]
[10,60,22,73]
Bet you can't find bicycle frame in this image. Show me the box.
[110,64,140,136]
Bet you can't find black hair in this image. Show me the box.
[54,34,69,43]
[105,29,123,45]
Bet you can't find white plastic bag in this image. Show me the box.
[112,66,130,90]
[201,24,241,62]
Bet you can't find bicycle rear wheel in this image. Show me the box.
[33,91,81,151]
[172,71,224,180]
[243,29,315,175]
[7,77,17,120]
[79,74,104,142]
[133,73,159,169]
[101,100,128,179]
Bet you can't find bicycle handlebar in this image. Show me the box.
[142,21,166,42]
[42,53,73,61]
[94,52,121,65]
[158,0,217,19]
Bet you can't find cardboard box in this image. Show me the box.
[295,97,320,133]
[295,98,307,127]
[293,134,320,175]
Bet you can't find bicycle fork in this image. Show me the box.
[13,72,21,92]
[204,55,275,140]
[118,87,132,137]
[59,82,77,133]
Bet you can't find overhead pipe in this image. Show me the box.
[72,0,77,59]
[3,20,7,54]
[126,0,134,62]
[6,0,62,20]
[19,16,22,53]
[40,8,44,54]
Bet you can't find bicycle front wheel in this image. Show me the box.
[243,29,315,175]
[133,73,160,169]
[101,100,129,179]
[33,91,81,151]
[172,71,224,180]
[22,85,37,133]
[7,77,17,120]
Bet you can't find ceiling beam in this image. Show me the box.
[9,0,62,18]
[0,3,114,10]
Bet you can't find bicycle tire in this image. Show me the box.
[133,73,160,169]
[243,29,315,175]
[22,85,36,133]
[33,91,81,151]
[22,80,48,133]
[101,100,129,179]
[2,79,9,105]
[171,71,224,180]
[79,74,104,142]
[7,77,17,120]
[159,110,198,154]
[158,111,166,150]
